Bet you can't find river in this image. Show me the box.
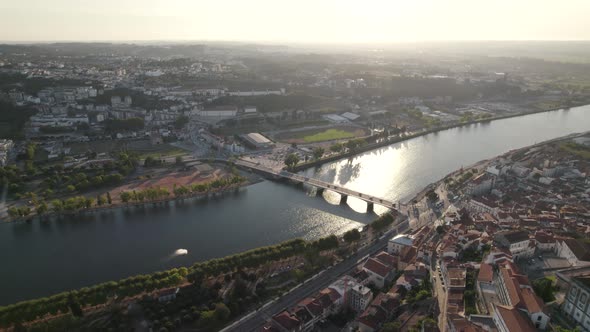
[1,105,590,305]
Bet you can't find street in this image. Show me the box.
[222,224,400,332]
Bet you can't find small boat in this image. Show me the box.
[175,249,188,255]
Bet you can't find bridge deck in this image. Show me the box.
[236,159,397,210]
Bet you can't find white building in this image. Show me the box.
[328,276,373,313]
[196,106,238,118]
[563,275,590,331]
[557,239,590,267]
[349,284,373,313]
[387,234,414,255]
[227,89,284,96]
[30,114,89,128]
[494,230,534,261]
[465,173,496,196]
[243,106,257,114]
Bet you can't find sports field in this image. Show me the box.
[275,126,367,143]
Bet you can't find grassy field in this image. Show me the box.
[560,141,590,159]
[138,148,187,159]
[532,100,568,111]
[301,129,357,143]
[275,126,367,144]
[66,139,186,157]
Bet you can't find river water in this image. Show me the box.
[1,105,590,305]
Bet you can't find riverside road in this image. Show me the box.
[223,222,405,332]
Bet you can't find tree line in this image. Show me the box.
[1,207,396,328]
[118,175,246,204]
[0,268,187,326]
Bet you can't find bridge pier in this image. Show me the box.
[367,202,374,213]
[340,195,348,205]
[316,187,324,196]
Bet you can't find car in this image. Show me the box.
[538,255,543,260]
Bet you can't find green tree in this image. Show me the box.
[67,294,84,318]
[97,195,107,206]
[532,277,557,302]
[106,192,112,205]
[330,143,343,153]
[7,207,19,218]
[120,191,131,203]
[284,153,300,169]
[175,156,183,165]
[555,327,581,332]
[84,198,94,209]
[213,303,230,321]
[174,115,189,129]
[144,156,158,167]
[51,199,64,212]
[371,213,394,231]
[312,147,325,160]
[26,143,36,160]
[36,201,48,215]
[343,229,361,242]
[426,189,439,202]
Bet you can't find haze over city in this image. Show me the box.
[1,0,590,42]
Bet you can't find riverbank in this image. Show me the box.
[3,172,263,224]
[413,130,590,204]
[292,103,587,172]
[3,104,590,311]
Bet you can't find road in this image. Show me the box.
[433,259,448,331]
[222,225,401,332]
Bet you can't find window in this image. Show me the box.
[571,287,579,298]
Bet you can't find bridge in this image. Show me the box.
[235,159,398,213]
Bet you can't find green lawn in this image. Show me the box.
[560,141,590,160]
[139,148,187,159]
[301,129,356,143]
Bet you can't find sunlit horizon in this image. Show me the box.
[1,0,590,43]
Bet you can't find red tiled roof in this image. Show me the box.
[364,258,392,278]
[478,263,493,283]
[357,306,387,329]
[272,311,301,330]
[319,287,340,306]
[495,304,536,332]
[447,314,484,332]
[519,288,545,314]
[371,293,400,313]
[400,246,417,263]
[298,297,323,317]
[375,251,398,267]
[500,268,521,306]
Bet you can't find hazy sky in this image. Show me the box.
[1,0,589,42]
